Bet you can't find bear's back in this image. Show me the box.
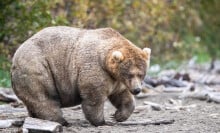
[13,26,122,62]
[13,26,81,61]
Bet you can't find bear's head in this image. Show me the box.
[107,45,151,95]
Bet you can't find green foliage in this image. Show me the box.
[0,0,219,87]
[0,0,68,56]
[0,69,11,88]
[0,56,11,87]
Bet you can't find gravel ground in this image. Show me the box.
[61,94,220,133]
[1,92,220,133]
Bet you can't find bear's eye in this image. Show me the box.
[138,74,144,78]
[127,74,133,79]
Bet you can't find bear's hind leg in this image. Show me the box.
[109,90,135,122]
[12,64,68,126]
[25,100,69,126]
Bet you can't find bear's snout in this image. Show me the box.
[129,76,142,95]
[131,88,141,95]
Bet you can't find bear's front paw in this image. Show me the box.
[114,110,130,122]
[90,120,105,127]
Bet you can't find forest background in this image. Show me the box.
[0,0,219,87]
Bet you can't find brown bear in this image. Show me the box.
[11,26,151,126]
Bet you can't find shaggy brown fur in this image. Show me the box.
[11,26,150,126]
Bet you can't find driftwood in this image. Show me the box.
[205,81,220,85]
[163,87,188,93]
[207,93,220,103]
[118,119,175,126]
[180,85,220,103]
[168,98,182,105]
[180,89,209,100]
[143,101,163,111]
[0,89,19,103]
[0,104,27,119]
[23,117,62,133]
[138,100,197,112]
[173,73,191,81]
[71,105,81,110]
[0,119,24,128]
[136,85,167,99]
[134,105,150,113]
[144,77,187,88]
[136,92,159,99]
[136,92,182,99]
[165,104,197,111]
[166,98,197,111]
[0,120,13,128]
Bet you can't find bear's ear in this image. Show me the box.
[143,47,151,56]
[143,47,151,69]
[112,51,124,63]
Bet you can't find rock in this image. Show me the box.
[23,117,62,133]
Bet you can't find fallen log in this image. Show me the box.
[118,119,175,126]
[23,117,62,133]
